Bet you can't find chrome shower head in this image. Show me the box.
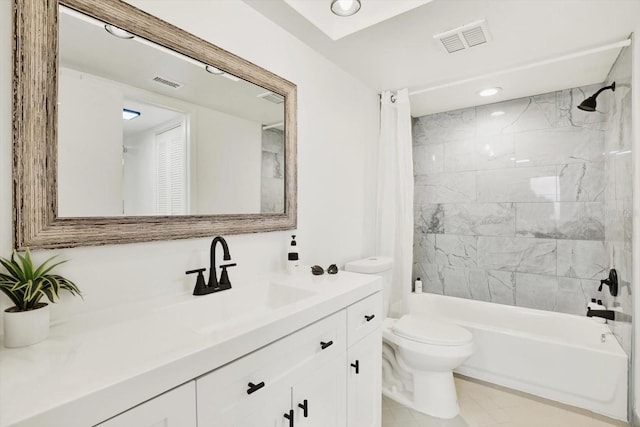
[577,82,615,112]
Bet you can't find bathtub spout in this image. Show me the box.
[586,309,615,320]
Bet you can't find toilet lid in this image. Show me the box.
[392,314,472,346]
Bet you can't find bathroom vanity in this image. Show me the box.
[0,272,382,427]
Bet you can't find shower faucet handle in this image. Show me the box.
[598,269,618,297]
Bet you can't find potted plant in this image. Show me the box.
[0,248,81,348]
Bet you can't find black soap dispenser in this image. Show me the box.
[287,235,300,273]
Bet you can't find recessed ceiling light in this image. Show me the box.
[122,108,141,120]
[205,65,240,82]
[490,111,505,116]
[205,65,224,75]
[478,87,501,97]
[331,0,361,17]
[104,24,134,39]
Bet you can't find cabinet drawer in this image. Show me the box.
[347,292,382,346]
[197,310,346,425]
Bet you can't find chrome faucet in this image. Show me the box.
[185,236,236,295]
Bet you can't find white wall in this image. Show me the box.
[195,106,261,214]
[123,130,157,216]
[0,0,379,323]
[58,68,124,217]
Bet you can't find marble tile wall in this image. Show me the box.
[261,128,285,214]
[600,46,633,356]
[412,82,619,317]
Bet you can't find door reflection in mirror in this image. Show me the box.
[122,102,188,216]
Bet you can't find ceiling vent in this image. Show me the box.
[151,75,183,89]
[433,19,491,54]
[257,91,285,104]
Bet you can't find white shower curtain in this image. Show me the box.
[375,89,413,317]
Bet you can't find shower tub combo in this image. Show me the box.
[403,293,628,420]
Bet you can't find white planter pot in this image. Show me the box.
[3,303,50,348]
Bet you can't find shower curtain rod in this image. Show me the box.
[408,38,631,97]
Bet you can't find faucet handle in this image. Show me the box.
[598,269,619,296]
[219,263,237,288]
[186,268,208,295]
[598,279,608,291]
[220,263,237,268]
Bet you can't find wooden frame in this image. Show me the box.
[12,0,297,249]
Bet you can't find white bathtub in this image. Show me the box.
[408,293,628,420]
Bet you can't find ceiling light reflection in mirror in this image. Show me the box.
[57,6,286,218]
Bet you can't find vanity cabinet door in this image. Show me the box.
[292,353,347,427]
[95,382,196,427]
[347,330,382,427]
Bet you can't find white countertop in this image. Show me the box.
[0,271,381,427]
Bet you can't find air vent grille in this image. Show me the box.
[434,19,491,54]
[462,26,487,47]
[439,34,465,53]
[257,91,285,104]
[152,76,183,89]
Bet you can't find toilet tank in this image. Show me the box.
[345,256,393,317]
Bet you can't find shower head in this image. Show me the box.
[577,82,616,112]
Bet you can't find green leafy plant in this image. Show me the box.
[0,248,81,312]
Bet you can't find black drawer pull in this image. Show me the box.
[351,360,360,374]
[247,381,265,394]
[298,399,308,417]
[284,409,294,427]
[365,314,375,322]
[320,340,334,350]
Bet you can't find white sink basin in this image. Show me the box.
[158,282,316,336]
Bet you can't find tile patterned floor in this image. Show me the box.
[382,375,629,427]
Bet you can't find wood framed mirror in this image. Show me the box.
[13,0,297,249]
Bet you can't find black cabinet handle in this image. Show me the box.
[247,381,265,394]
[351,360,360,374]
[298,399,308,418]
[284,409,294,427]
[320,340,334,350]
[365,314,375,322]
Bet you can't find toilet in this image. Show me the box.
[345,257,474,419]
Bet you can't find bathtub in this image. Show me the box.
[408,293,628,420]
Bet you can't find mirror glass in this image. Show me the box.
[58,6,285,217]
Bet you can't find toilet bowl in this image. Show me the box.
[383,315,473,418]
[345,257,474,419]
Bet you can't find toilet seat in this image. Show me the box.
[392,314,472,346]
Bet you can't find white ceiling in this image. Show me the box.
[282,0,432,40]
[243,0,640,117]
